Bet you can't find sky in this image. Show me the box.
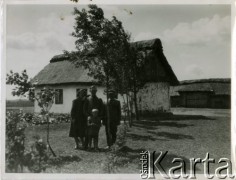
[6,3,231,99]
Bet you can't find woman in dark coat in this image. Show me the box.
[69,89,87,149]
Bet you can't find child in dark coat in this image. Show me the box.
[87,109,101,151]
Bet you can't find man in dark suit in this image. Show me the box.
[83,85,104,119]
[104,90,121,148]
[83,85,104,149]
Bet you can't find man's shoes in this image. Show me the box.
[81,146,88,151]
[94,148,100,152]
[105,146,111,150]
[87,147,92,151]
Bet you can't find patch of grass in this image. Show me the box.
[20,109,230,174]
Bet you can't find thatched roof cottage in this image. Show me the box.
[32,38,179,113]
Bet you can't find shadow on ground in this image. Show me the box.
[133,121,193,130]
[147,114,215,121]
[155,131,194,140]
[127,133,160,141]
[127,130,193,141]
[132,114,214,130]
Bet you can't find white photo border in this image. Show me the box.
[1,0,235,179]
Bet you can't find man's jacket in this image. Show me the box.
[103,99,121,126]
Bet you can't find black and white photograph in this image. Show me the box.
[2,0,235,179]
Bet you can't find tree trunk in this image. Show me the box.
[106,75,111,146]
[46,115,56,157]
[126,92,132,127]
[133,85,139,121]
[132,56,140,121]
[122,95,126,123]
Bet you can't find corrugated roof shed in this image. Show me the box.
[170,78,231,96]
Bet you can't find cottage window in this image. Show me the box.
[55,89,63,104]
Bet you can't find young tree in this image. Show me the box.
[6,70,57,157]
[64,5,132,141]
[127,46,146,121]
[6,70,35,100]
[106,39,146,123]
[66,5,146,126]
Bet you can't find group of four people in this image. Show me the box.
[69,85,121,151]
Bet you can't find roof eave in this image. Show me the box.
[34,81,100,87]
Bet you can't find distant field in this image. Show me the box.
[6,106,34,113]
[6,99,34,113]
[6,99,34,107]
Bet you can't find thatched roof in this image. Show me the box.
[131,38,162,50]
[32,60,95,86]
[50,54,70,63]
[131,38,178,85]
[32,38,178,86]
[181,78,230,85]
[170,78,231,96]
[178,83,214,93]
[209,82,231,95]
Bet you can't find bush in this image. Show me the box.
[50,113,71,123]
[23,137,48,173]
[6,111,49,173]
[115,123,128,148]
[21,112,71,125]
[103,123,129,173]
[6,111,27,172]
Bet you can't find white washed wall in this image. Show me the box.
[137,82,170,112]
[34,82,170,114]
[34,85,126,113]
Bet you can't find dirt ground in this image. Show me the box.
[24,108,231,175]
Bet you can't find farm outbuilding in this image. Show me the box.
[170,79,231,109]
[32,38,178,114]
[132,39,179,113]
